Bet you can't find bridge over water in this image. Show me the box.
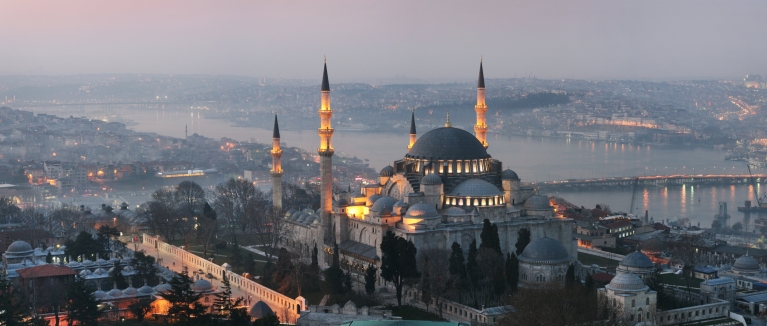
[528,174,767,190]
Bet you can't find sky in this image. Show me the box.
[1,1,766,81]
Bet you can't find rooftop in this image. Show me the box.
[17,264,76,279]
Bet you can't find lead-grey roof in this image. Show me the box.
[370,196,398,214]
[447,178,502,197]
[524,195,551,209]
[379,165,394,177]
[339,240,379,260]
[501,169,519,180]
[405,127,490,161]
[250,301,275,318]
[421,173,443,185]
[734,254,760,271]
[519,237,570,264]
[620,251,654,269]
[405,202,440,218]
[606,272,649,292]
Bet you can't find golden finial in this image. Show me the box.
[324,55,326,63]
[445,112,452,128]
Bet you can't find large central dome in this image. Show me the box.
[405,127,490,160]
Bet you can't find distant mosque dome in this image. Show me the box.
[6,240,33,254]
[606,272,649,293]
[734,254,760,274]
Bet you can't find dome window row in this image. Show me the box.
[445,195,504,207]
[408,158,492,176]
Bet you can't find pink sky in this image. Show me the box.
[1,0,765,80]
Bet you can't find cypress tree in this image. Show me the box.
[311,243,319,268]
[565,264,575,289]
[448,242,467,280]
[213,272,243,319]
[515,228,531,256]
[506,253,519,293]
[66,276,102,326]
[365,265,378,295]
[466,239,479,285]
[380,231,419,306]
[164,267,208,324]
[109,261,128,289]
[479,219,502,255]
[0,272,32,326]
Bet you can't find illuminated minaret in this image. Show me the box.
[408,109,417,151]
[270,114,283,213]
[318,59,334,252]
[474,59,489,149]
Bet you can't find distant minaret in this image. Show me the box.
[318,59,334,257]
[474,59,488,149]
[185,124,188,140]
[408,109,417,151]
[270,114,283,213]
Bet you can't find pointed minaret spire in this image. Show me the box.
[317,59,334,265]
[270,113,283,213]
[408,109,417,151]
[474,59,488,149]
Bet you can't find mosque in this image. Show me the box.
[275,61,577,282]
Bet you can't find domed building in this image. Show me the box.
[598,271,657,323]
[280,61,575,281]
[616,250,655,281]
[2,240,34,265]
[518,237,572,287]
[733,252,761,276]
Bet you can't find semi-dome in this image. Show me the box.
[405,202,440,218]
[405,127,490,160]
[6,240,33,254]
[379,165,395,177]
[619,251,654,269]
[366,194,382,207]
[641,238,667,254]
[192,278,213,292]
[606,272,649,292]
[370,196,398,214]
[249,301,274,318]
[448,178,502,197]
[734,254,760,272]
[446,207,467,216]
[519,237,570,263]
[501,169,520,180]
[421,173,443,185]
[524,195,551,209]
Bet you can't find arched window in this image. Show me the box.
[646,297,650,305]
[631,299,635,307]
[613,298,616,307]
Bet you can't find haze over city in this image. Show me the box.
[2,1,766,80]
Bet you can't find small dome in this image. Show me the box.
[82,260,95,267]
[79,269,92,277]
[335,198,349,207]
[606,272,649,292]
[285,208,298,218]
[93,289,106,299]
[379,165,395,177]
[312,218,320,225]
[370,196,398,214]
[366,194,382,207]
[447,178,502,197]
[154,283,171,294]
[93,268,107,275]
[107,287,123,298]
[519,237,570,263]
[501,169,520,180]
[446,207,467,216]
[620,251,654,269]
[6,240,33,254]
[249,301,275,318]
[67,261,82,268]
[394,200,407,207]
[96,258,109,266]
[641,238,667,254]
[524,195,551,210]
[421,173,443,185]
[222,262,231,268]
[192,278,213,292]
[139,285,154,295]
[734,254,760,272]
[291,211,303,220]
[405,202,440,219]
[122,286,138,296]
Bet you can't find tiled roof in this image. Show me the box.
[17,265,76,279]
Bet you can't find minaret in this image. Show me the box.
[474,59,489,149]
[270,114,283,213]
[318,59,334,255]
[408,109,417,151]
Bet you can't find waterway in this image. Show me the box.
[29,107,767,229]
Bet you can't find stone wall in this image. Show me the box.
[657,299,730,325]
[142,234,307,323]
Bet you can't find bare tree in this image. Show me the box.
[214,178,267,241]
[48,205,82,240]
[417,248,452,318]
[254,205,288,264]
[139,189,179,241]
